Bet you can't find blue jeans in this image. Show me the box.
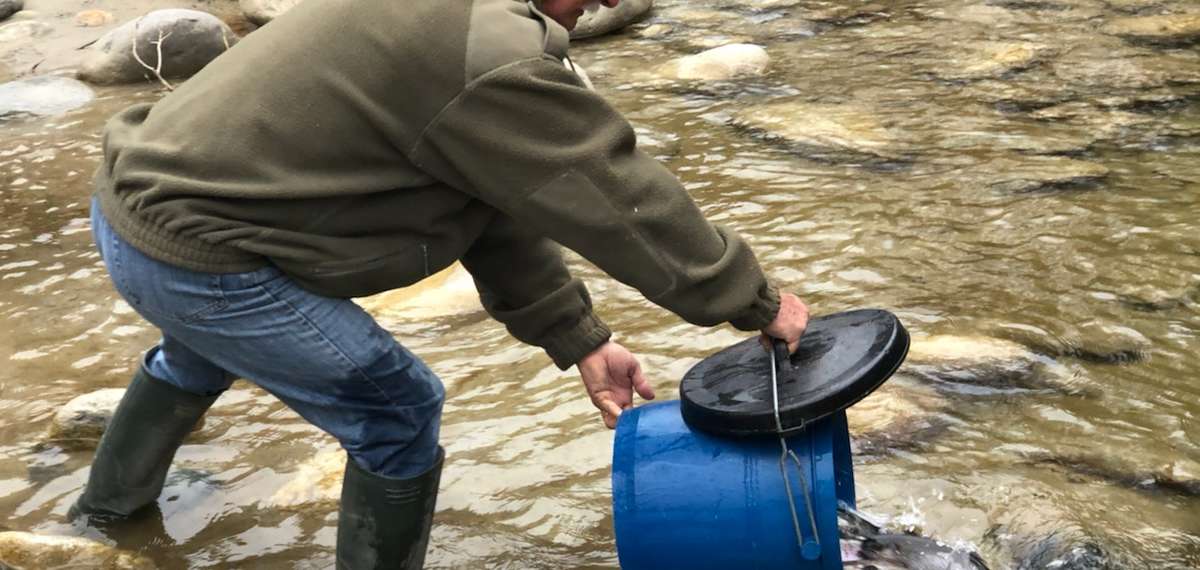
[90,199,444,479]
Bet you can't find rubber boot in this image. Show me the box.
[71,366,218,520]
[336,447,444,570]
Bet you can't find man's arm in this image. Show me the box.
[460,213,610,369]
[410,56,781,334]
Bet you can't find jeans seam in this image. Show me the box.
[254,283,403,409]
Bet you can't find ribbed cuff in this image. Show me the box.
[542,312,613,370]
[729,282,781,331]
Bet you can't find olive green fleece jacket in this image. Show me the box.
[93,0,781,369]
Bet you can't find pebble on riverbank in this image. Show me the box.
[0,0,20,22]
[0,18,49,43]
[571,0,652,39]
[76,9,238,86]
[0,531,155,569]
[656,43,769,81]
[74,9,114,27]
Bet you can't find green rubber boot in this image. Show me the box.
[72,366,218,519]
[336,447,444,570]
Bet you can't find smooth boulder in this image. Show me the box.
[77,9,238,86]
[0,19,50,43]
[0,76,95,119]
[239,0,302,26]
[571,0,652,39]
[0,531,155,569]
[0,0,21,22]
[657,43,769,81]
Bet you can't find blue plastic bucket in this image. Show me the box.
[612,400,855,569]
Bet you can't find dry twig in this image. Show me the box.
[131,17,175,91]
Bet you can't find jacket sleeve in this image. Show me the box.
[461,213,611,370]
[409,56,780,338]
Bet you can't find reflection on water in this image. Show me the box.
[2,0,1199,568]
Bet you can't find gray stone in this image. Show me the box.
[0,76,95,119]
[657,43,770,81]
[0,19,50,43]
[571,0,652,39]
[0,531,155,569]
[239,0,303,26]
[77,9,238,86]
[0,0,21,22]
[46,387,207,450]
[1103,14,1200,46]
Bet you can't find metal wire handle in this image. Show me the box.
[769,340,822,555]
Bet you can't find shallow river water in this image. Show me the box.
[2,0,1199,568]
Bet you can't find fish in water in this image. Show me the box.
[839,503,990,570]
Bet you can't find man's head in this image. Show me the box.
[538,0,620,31]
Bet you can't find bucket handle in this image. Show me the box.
[770,338,823,561]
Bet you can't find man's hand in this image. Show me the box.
[577,341,655,429]
[760,292,810,353]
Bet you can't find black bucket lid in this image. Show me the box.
[680,309,909,437]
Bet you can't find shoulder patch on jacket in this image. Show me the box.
[466,0,569,82]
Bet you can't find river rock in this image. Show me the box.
[77,9,238,86]
[847,382,949,455]
[902,335,1063,393]
[355,262,483,321]
[0,19,50,43]
[0,0,20,22]
[937,42,1049,81]
[986,156,1110,193]
[46,387,207,450]
[75,9,114,27]
[657,43,769,81]
[1102,14,1200,46]
[239,0,302,26]
[571,0,653,40]
[729,100,906,164]
[0,531,155,569]
[0,76,95,119]
[268,448,344,507]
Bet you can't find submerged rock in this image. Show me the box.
[729,100,907,164]
[0,76,95,119]
[355,262,482,321]
[571,0,653,39]
[657,43,769,81]
[46,387,207,450]
[0,0,21,22]
[77,9,237,86]
[902,335,1065,393]
[985,155,1109,193]
[239,0,303,26]
[0,531,155,569]
[268,448,344,507]
[1102,14,1200,46]
[936,42,1050,81]
[847,382,950,456]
